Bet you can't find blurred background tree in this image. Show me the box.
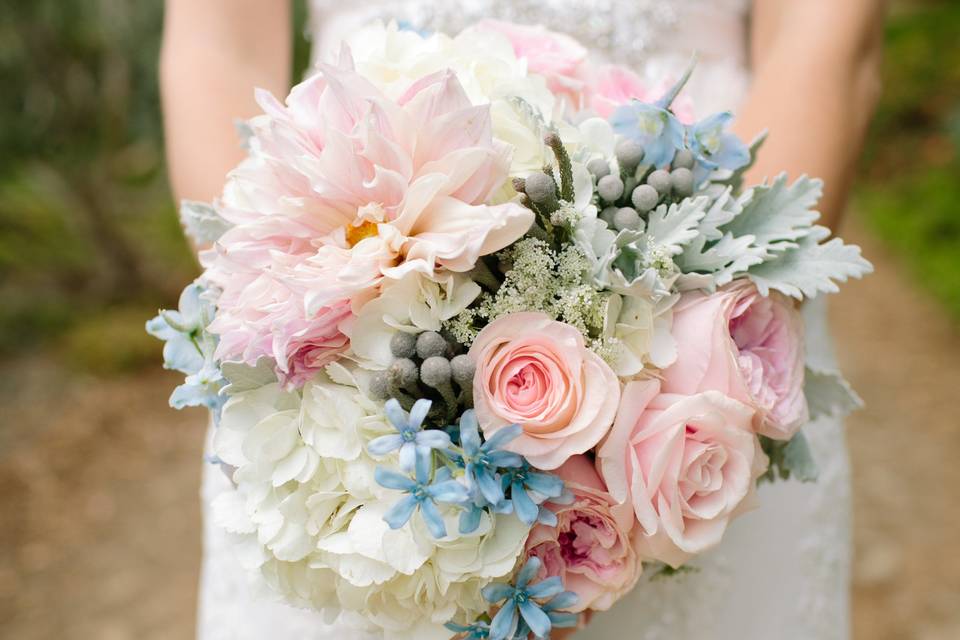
[0,0,956,371]
[0,0,311,372]
[855,0,960,318]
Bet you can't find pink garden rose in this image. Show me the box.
[597,380,766,568]
[204,56,533,384]
[525,455,642,612]
[469,313,620,470]
[662,281,809,440]
[477,19,588,104]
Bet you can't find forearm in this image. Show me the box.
[161,0,291,203]
[733,0,885,229]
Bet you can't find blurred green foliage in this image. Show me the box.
[0,1,956,374]
[0,1,192,360]
[0,1,311,369]
[855,0,960,319]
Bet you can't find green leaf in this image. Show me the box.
[747,226,873,299]
[804,365,863,421]
[220,357,277,395]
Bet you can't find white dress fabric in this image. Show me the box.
[196,2,852,638]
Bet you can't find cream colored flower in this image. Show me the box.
[211,369,529,639]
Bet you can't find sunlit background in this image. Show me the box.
[1,1,958,638]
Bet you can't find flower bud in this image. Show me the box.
[615,139,644,172]
[597,174,625,203]
[416,331,448,360]
[389,331,417,359]
[631,184,659,212]
[646,169,672,196]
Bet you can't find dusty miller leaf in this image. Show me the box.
[180,200,232,245]
[804,365,863,421]
[646,196,710,256]
[782,432,819,482]
[723,174,822,252]
[747,226,873,299]
[675,189,766,288]
[759,433,818,484]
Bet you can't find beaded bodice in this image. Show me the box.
[307,0,751,115]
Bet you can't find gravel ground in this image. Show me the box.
[1,218,957,640]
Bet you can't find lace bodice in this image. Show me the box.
[196,3,852,639]
[308,0,751,117]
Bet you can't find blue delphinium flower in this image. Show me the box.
[500,462,566,526]
[375,454,470,538]
[453,411,524,506]
[146,282,224,412]
[482,556,566,640]
[610,102,684,169]
[368,399,452,472]
[687,112,750,181]
[444,620,491,639]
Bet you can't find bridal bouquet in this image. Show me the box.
[150,20,870,640]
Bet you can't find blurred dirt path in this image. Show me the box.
[0,217,958,640]
[834,217,960,640]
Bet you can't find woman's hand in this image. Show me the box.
[161,0,292,204]
[734,0,886,229]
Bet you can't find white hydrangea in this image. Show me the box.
[350,271,481,367]
[211,367,528,639]
[340,22,579,177]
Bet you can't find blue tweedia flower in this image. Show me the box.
[610,101,684,168]
[687,112,750,181]
[368,399,452,472]
[512,590,581,639]
[452,412,524,506]
[533,488,575,528]
[481,556,567,640]
[375,453,470,539]
[458,492,487,536]
[146,282,224,412]
[499,463,566,526]
[444,620,491,639]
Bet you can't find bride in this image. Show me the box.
[161,1,884,638]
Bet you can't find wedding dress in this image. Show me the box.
[196,2,852,638]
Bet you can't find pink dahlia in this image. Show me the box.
[203,54,533,384]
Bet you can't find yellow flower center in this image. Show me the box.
[345,219,380,247]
